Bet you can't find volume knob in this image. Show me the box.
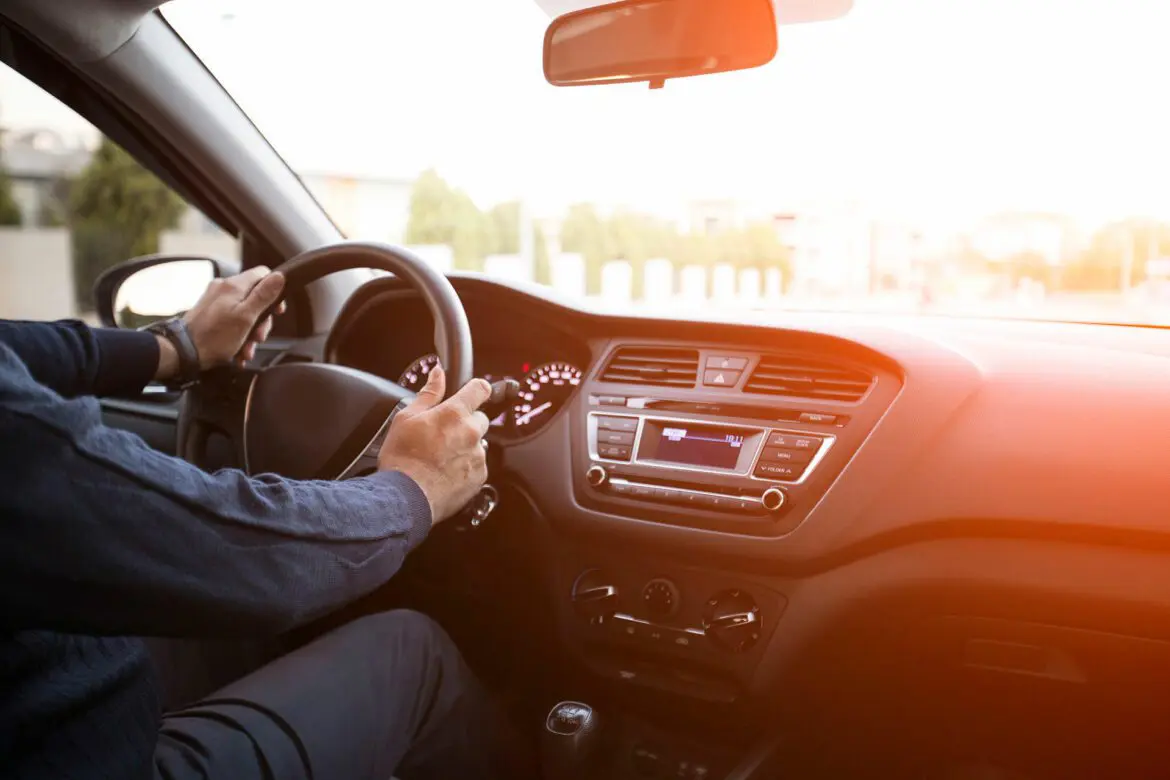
[586,465,608,487]
[761,487,786,512]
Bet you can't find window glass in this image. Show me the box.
[0,64,238,322]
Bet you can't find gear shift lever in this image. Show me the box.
[542,701,604,780]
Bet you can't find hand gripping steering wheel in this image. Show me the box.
[178,241,473,483]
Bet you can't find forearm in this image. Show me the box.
[0,349,431,637]
[0,319,160,397]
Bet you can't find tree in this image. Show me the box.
[0,156,22,227]
[68,138,185,308]
[404,169,492,271]
[560,203,613,295]
[487,201,521,256]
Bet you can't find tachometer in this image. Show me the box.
[513,362,582,429]
[398,353,440,392]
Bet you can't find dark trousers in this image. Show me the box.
[151,610,535,779]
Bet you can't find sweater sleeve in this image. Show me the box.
[0,319,159,398]
[0,344,432,638]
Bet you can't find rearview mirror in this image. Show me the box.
[543,0,778,88]
[94,254,239,329]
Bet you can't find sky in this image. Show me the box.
[7,0,1170,229]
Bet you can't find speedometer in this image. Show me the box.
[398,353,440,392]
[513,362,583,429]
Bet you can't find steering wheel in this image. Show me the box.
[178,241,473,482]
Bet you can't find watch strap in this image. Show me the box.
[146,317,201,389]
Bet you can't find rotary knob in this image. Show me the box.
[702,589,761,653]
[641,578,680,619]
[571,568,619,623]
[761,487,786,512]
[586,465,608,487]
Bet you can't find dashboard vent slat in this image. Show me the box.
[744,355,874,403]
[600,346,699,388]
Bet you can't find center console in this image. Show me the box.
[551,341,900,704]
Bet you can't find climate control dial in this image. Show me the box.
[571,569,619,624]
[703,589,761,653]
[641,578,680,619]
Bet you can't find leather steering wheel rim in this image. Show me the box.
[273,240,474,394]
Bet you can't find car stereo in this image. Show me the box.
[584,411,835,516]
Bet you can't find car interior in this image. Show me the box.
[4,0,1170,778]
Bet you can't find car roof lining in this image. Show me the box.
[0,0,161,63]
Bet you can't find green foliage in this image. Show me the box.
[405,171,792,298]
[68,138,186,309]
[0,156,22,227]
[405,168,499,272]
[1059,219,1170,292]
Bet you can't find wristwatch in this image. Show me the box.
[144,316,202,389]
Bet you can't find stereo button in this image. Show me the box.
[598,430,635,446]
[596,415,638,432]
[799,412,837,425]
[598,444,632,460]
[759,447,813,464]
[767,433,822,451]
[755,462,806,480]
[705,355,748,371]
[702,369,742,387]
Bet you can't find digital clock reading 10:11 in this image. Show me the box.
[652,425,745,470]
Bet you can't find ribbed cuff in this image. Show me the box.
[93,327,160,397]
[368,470,433,550]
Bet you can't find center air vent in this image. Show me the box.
[600,346,699,388]
[744,355,873,403]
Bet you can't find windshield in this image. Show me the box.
[164,0,1170,325]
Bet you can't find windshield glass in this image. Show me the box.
[164,0,1170,325]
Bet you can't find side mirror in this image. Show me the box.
[543,0,778,89]
[94,255,240,329]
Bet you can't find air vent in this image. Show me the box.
[600,346,699,388]
[744,355,873,403]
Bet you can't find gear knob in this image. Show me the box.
[542,701,603,779]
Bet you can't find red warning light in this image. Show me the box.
[521,362,530,373]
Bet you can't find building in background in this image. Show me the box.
[1,129,89,227]
[300,171,415,244]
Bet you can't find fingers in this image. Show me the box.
[408,366,446,412]
[229,265,272,294]
[251,316,274,344]
[470,410,490,438]
[237,271,286,321]
[441,377,492,416]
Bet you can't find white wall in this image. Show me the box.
[159,230,240,263]
[0,228,76,320]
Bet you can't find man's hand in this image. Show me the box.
[156,267,287,379]
[377,367,492,525]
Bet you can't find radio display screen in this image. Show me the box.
[640,422,751,470]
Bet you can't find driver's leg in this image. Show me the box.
[153,609,536,780]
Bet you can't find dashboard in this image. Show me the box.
[318,273,1170,768]
[326,288,591,438]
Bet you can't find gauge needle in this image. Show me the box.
[515,401,552,425]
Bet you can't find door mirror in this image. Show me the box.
[543,0,778,88]
[94,255,239,329]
